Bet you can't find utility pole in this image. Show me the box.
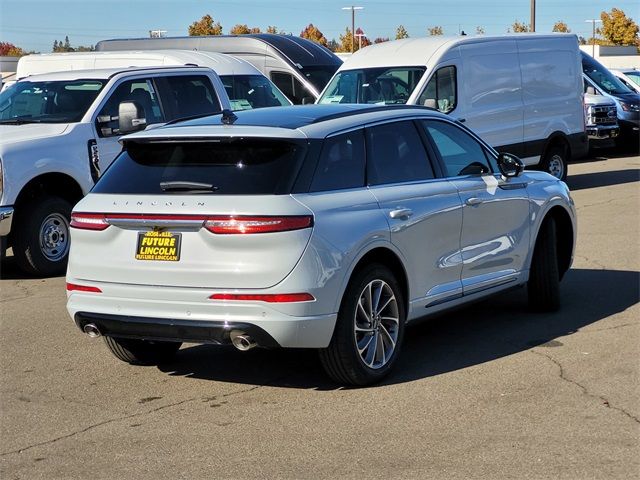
[530,0,536,32]
[585,19,602,56]
[342,6,363,52]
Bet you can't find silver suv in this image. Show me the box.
[66,105,576,385]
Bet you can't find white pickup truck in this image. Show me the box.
[0,66,233,275]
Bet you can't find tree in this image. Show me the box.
[428,26,443,36]
[51,36,93,52]
[600,8,639,46]
[374,37,390,44]
[355,27,371,49]
[266,25,278,34]
[552,21,571,33]
[327,39,339,52]
[510,20,530,33]
[476,26,485,35]
[188,14,223,36]
[300,23,328,47]
[0,41,25,56]
[395,25,409,40]
[230,24,261,34]
[337,27,354,52]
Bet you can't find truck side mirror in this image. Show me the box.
[118,101,146,134]
[586,86,596,95]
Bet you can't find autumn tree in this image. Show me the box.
[395,25,409,40]
[374,37,389,44]
[428,26,443,36]
[600,8,639,45]
[510,20,530,33]
[266,26,278,34]
[552,21,571,33]
[337,27,354,52]
[188,14,223,36]
[230,24,261,34]
[300,23,328,47]
[476,26,485,35]
[0,42,25,56]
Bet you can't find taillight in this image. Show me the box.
[66,283,102,293]
[70,213,109,231]
[204,215,313,234]
[210,293,315,303]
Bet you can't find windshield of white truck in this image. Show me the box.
[318,67,426,105]
[220,75,290,110]
[0,80,105,124]
[582,55,632,96]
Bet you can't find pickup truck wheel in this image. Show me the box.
[528,217,561,312]
[103,336,182,365]
[319,264,405,386]
[540,145,568,181]
[13,196,72,277]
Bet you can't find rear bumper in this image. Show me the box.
[0,206,13,236]
[67,283,337,348]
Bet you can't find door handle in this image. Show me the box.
[465,197,483,206]
[389,208,413,219]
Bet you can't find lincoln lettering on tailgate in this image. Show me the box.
[135,231,182,261]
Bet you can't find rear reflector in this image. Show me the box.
[204,216,313,234]
[70,213,109,231]
[66,283,102,293]
[210,293,315,303]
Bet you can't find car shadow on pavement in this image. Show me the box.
[566,168,640,191]
[158,268,639,390]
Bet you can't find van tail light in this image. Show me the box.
[66,283,102,293]
[210,293,315,303]
[70,213,109,231]
[204,215,313,234]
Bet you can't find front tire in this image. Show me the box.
[12,196,72,277]
[103,336,182,365]
[528,217,561,312]
[539,145,568,181]
[319,264,406,386]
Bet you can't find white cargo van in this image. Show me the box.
[14,50,291,111]
[318,34,588,180]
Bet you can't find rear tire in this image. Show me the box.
[528,217,561,312]
[319,264,405,386]
[12,196,72,277]
[103,337,182,365]
[539,145,568,181]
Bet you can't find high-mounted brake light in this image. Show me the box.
[210,293,315,303]
[66,283,102,293]
[70,213,109,231]
[204,215,313,234]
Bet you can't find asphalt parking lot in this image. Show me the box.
[1,149,638,479]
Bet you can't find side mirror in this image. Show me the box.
[497,152,524,178]
[586,86,596,95]
[423,98,437,109]
[118,101,146,134]
[301,96,315,105]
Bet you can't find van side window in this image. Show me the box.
[421,120,491,177]
[366,121,434,185]
[162,75,221,120]
[270,72,307,104]
[418,66,457,113]
[96,78,163,137]
[310,130,365,192]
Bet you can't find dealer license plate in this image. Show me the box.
[135,231,181,261]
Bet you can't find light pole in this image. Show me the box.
[585,19,602,57]
[342,6,364,52]
[530,0,536,32]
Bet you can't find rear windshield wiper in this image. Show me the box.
[160,181,219,194]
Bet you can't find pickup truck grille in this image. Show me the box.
[587,105,617,126]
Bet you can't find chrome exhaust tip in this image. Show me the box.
[230,330,257,351]
[83,323,101,338]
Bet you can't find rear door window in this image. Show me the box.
[159,75,222,120]
[310,130,365,192]
[366,121,435,185]
[93,139,307,195]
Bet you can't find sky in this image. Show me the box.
[1,0,639,53]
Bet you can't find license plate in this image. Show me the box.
[135,231,181,261]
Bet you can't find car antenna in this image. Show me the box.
[221,109,238,125]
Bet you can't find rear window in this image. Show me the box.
[93,139,307,195]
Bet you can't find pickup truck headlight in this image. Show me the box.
[619,101,640,112]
